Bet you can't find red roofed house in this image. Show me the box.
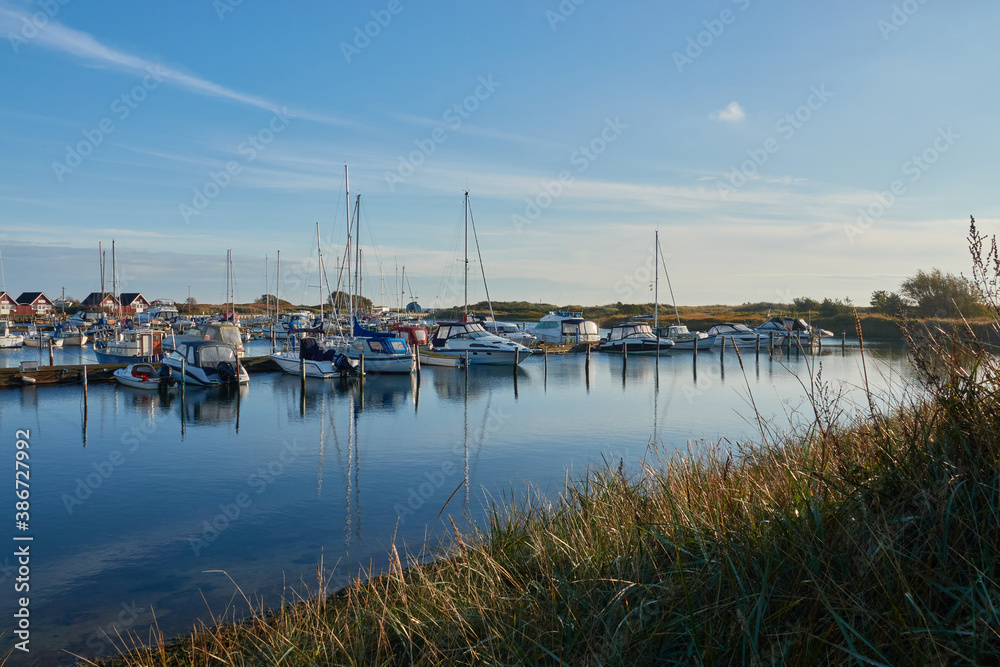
[0,291,16,317]
[15,292,54,316]
[119,293,150,315]
[81,292,120,312]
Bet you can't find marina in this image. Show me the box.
[0,337,913,664]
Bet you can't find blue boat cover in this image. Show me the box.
[353,317,394,338]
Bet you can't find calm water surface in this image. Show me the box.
[0,340,916,664]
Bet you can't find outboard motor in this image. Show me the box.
[157,363,177,388]
[217,361,239,384]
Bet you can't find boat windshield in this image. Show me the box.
[197,345,238,366]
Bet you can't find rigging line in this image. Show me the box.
[657,236,681,326]
[467,198,496,324]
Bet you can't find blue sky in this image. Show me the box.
[1,0,997,309]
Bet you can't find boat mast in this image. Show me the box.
[265,254,269,323]
[654,230,658,332]
[656,234,682,326]
[464,190,469,317]
[316,222,323,328]
[345,165,352,320]
[354,195,361,317]
[276,250,280,321]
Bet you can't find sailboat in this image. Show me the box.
[271,220,355,378]
[429,191,531,366]
[331,167,414,374]
[652,230,716,351]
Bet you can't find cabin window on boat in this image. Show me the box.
[198,345,237,366]
[221,328,241,345]
[390,340,406,352]
[437,326,451,338]
[369,340,383,352]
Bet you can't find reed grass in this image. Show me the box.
[95,220,1000,665]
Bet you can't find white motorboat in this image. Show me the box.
[483,319,538,347]
[113,363,176,390]
[706,323,775,347]
[270,336,356,378]
[54,323,88,347]
[597,322,674,354]
[657,324,716,350]
[0,321,23,348]
[163,322,245,357]
[755,316,833,343]
[23,326,62,348]
[531,311,601,345]
[430,319,532,365]
[137,304,180,326]
[161,340,249,386]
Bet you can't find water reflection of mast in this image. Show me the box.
[464,366,469,505]
[316,391,326,499]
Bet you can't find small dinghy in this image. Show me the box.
[113,363,175,390]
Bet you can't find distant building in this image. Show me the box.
[15,292,54,316]
[81,292,120,311]
[0,291,16,316]
[119,292,150,314]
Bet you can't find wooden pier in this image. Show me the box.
[0,356,281,389]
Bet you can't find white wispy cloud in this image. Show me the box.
[0,5,352,127]
[709,101,746,123]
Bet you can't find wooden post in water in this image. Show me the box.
[692,337,698,365]
[300,356,306,392]
[755,333,760,360]
[82,365,88,443]
[720,337,726,364]
[180,357,186,438]
[48,338,54,366]
[769,332,774,359]
[622,341,628,372]
[543,344,548,377]
[842,331,847,353]
[513,350,519,398]
[415,345,421,382]
[359,352,365,379]
[270,324,275,353]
